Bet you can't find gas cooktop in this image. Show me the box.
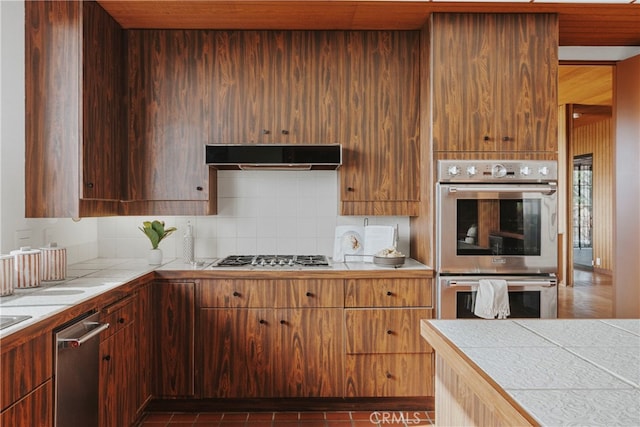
[212,255,330,268]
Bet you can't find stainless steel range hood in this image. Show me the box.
[205,144,342,170]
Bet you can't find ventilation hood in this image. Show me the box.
[205,144,342,170]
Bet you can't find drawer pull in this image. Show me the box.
[232,291,241,297]
[103,355,111,362]
[118,317,125,324]
[259,319,267,325]
[386,291,393,296]
[386,330,394,335]
[280,320,288,325]
[305,292,314,297]
[386,371,393,379]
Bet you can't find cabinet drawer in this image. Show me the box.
[345,353,434,397]
[276,279,343,308]
[345,279,432,307]
[1,332,52,411]
[200,279,343,308]
[100,295,135,340]
[345,308,432,354]
[200,280,275,308]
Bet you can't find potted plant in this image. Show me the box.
[139,220,177,265]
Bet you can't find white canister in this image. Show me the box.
[0,254,14,296]
[10,247,41,289]
[40,243,67,281]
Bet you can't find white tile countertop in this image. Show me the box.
[1,257,431,338]
[425,319,640,426]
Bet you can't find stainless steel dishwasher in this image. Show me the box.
[54,311,109,427]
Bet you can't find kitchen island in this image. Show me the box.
[421,319,640,426]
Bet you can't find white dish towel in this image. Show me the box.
[473,279,511,319]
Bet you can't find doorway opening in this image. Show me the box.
[573,154,593,270]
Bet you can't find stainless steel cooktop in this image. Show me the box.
[211,255,330,268]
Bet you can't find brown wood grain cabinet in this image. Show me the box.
[25,1,125,218]
[125,31,216,216]
[200,279,343,398]
[344,278,434,397]
[99,295,138,427]
[339,31,421,216]
[152,281,196,398]
[431,13,558,153]
[0,331,53,426]
[210,31,341,144]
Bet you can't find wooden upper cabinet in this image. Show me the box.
[431,13,558,153]
[126,30,215,214]
[339,31,421,216]
[210,31,340,144]
[25,1,124,217]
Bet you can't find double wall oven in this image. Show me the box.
[436,160,558,319]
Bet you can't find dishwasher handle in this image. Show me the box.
[57,322,110,349]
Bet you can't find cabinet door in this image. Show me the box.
[0,381,53,427]
[135,284,153,414]
[128,30,211,203]
[340,31,420,216]
[153,281,195,397]
[201,308,274,398]
[82,1,125,201]
[431,13,558,153]
[99,325,136,427]
[275,308,343,397]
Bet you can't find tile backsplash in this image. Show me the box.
[97,170,410,260]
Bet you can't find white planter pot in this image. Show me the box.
[148,248,163,265]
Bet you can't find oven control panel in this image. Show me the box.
[438,160,557,183]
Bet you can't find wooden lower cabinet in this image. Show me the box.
[344,278,434,397]
[0,380,53,427]
[99,295,138,427]
[201,307,343,398]
[153,281,195,397]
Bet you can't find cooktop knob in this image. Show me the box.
[279,259,286,266]
[539,166,549,176]
[520,166,531,176]
[492,164,507,178]
[466,166,478,177]
[447,165,460,176]
[270,259,276,266]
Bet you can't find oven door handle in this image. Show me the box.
[448,184,556,195]
[446,280,557,288]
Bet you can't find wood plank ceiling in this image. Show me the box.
[97,1,640,46]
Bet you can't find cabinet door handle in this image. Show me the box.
[347,187,355,192]
[87,182,94,188]
[280,320,288,325]
[502,136,511,142]
[281,129,289,135]
[262,129,270,134]
[386,330,394,335]
[386,371,393,379]
[483,135,490,141]
[232,291,241,297]
[103,355,111,362]
[259,319,267,325]
[305,292,314,297]
[118,317,125,324]
[196,186,203,191]
[386,291,393,296]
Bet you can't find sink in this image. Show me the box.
[0,315,33,330]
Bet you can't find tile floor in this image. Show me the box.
[138,411,435,427]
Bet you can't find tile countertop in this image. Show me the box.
[1,257,431,338]
[425,319,640,426]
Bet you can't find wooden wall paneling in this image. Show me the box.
[572,115,613,273]
[128,30,212,202]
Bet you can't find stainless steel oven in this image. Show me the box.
[435,160,559,319]
[438,275,557,319]
[436,160,558,274]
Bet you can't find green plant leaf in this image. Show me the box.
[140,220,176,249]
